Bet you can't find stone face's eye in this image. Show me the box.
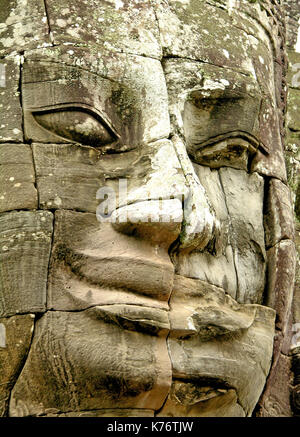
[33,109,117,147]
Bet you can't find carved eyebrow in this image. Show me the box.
[31,102,120,140]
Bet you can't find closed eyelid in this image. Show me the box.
[191,131,269,155]
[31,102,120,139]
[30,103,122,148]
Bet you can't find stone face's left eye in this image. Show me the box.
[33,109,117,147]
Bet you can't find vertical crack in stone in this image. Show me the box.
[218,170,240,302]
[153,368,171,416]
[43,0,54,44]
[262,176,271,306]
[45,213,55,311]
[17,54,24,144]
[30,145,40,209]
[236,397,247,417]
[151,0,163,60]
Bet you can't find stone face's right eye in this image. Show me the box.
[190,132,263,171]
[33,108,117,148]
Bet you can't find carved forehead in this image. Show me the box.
[0,0,282,62]
[0,0,282,101]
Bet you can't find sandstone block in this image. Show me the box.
[0,210,53,317]
[0,144,37,212]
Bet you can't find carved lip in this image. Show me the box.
[173,376,233,388]
[84,293,256,340]
[61,259,259,338]
[89,304,170,335]
[61,247,175,302]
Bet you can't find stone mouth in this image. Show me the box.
[88,304,170,336]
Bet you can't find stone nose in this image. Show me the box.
[171,135,216,252]
[108,137,216,250]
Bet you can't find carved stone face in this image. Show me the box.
[0,0,295,418]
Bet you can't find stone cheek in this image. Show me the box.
[9,310,171,416]
[47,210,174,311]
[175,166,266,305]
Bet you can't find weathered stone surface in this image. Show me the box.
[0,144,37,212]
[46,409,154,417]
[0,59,23,142]
[256,354,293,417]
[292,384,300,415]
[265,240,296,332]
[287,89,300,131]
[168,299,275,416]
[93,304,169,336]
[219,168,266,304]
[171,135,216,253]
[32,143,108,212]
[0,0,50,56]
[293,223,300,323]
[264,178,295,248]
[169,275,258,340]
[0,314,34,416]
[248,31,284,157]
[287,51,300,90]
[45,0,161,58]
[164,59,261,166]
[9,309,171,416]
[194,165,230,257]
[174,244,237,301]
[160,11,287,182]
[0,0,295,418]
[285,0,300,49]
[291,350,300,414]
[157,1,256,74]
[285,49,300,416]
[286,53,300,223]
[32,140,186,214]
[157,383,245,417]
[48,210,174,311]
[250,97,287,183]
[23,55,170,147]
[0,211,53,317]
[174,163,234,293]
[175,166,266,304]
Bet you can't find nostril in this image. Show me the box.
[111,198,183,248]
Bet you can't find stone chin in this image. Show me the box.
[9,271,275,418]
